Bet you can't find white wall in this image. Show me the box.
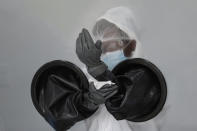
[0,0,196,131]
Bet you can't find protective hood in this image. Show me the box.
[92,6,143,58]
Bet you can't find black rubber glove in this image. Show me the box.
[76,28,108,78]
[82,82,119,110]
[98,83,119,100]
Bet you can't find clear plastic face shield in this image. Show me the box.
[92,19,136,70]
[93,19,132,54]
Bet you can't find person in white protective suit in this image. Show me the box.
[30,6,167,131]
[77,6,166,131]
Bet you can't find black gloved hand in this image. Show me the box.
[82,82,119,110]
[76,28,108,78]
[98,83,119,100]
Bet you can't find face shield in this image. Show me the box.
[92,19,132,54]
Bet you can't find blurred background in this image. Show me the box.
[0,0,197,131]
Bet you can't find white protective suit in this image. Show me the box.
[81,6,166,131]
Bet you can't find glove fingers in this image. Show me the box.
[99,84,119,99]
[76,36,82,55]
[99,84,119,92]
[81,31,87,49]
[81,31,89,50]
[104,88,118,100]
[101,85,118,95]
[79,32,85,52]
[82,28,94,48]
[76,33,86,62]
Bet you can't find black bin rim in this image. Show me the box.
[31,60,88,117]
[112,58,167,122]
